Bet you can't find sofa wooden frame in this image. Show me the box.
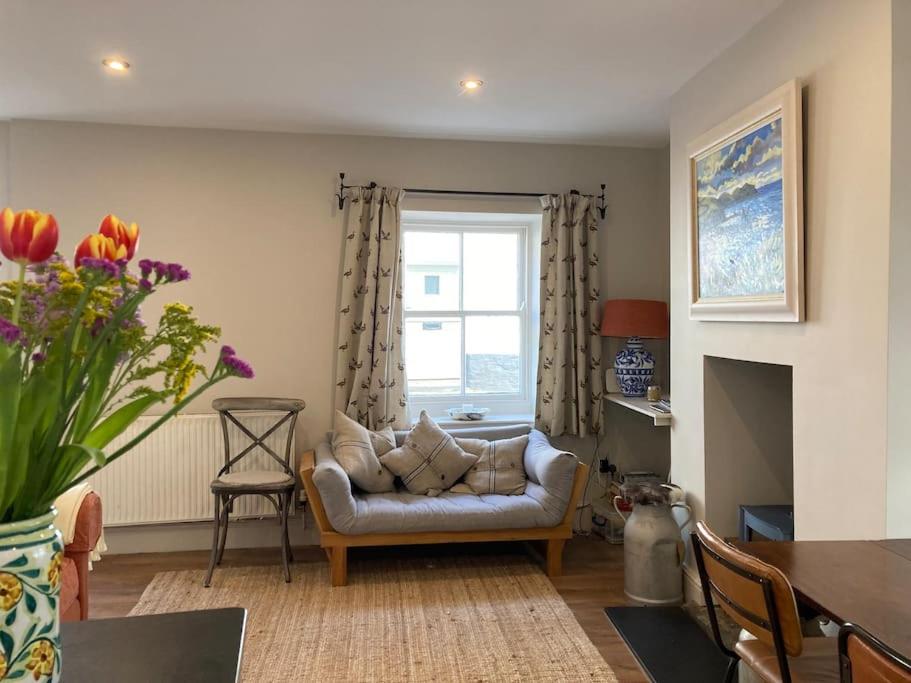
[300,450,589,587]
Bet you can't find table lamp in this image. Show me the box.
[600,299,669,397]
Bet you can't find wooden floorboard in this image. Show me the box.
[88,535,648,682]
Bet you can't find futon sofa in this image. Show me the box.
[60,492,103,621]
[300,424,587,586]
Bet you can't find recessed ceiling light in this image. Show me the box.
[460,79,483,91]
[102,58,131,72]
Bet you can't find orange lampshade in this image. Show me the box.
[600,299,669,339]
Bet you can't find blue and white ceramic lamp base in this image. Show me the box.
[614,336,655,398]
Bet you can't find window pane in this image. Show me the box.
[404,232,460,311]
[463,233,519,311]
[405,317,461,395]
[465,316,521,395]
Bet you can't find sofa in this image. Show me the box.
[300,424,587,586]
[60,492,103,622]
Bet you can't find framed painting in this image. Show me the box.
[688,79,804,322]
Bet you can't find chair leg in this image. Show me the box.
[279,493,291,583]
[329,547,348,587]
[204,494,221,587]
[546,539,565,577]
[216,495,230,565]
[284,493,294,563]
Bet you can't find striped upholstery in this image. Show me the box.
[451,435,529,495]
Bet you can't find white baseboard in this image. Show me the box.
[103,511,319,555]
[683,565,705,605]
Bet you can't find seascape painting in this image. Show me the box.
[694,115,784,299]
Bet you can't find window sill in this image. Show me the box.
[417,413,535,429]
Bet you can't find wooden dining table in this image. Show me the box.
[734,539,911,656]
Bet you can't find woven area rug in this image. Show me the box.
[129,555,616,682]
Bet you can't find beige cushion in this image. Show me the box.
[369,427,396,457]
[379,411,478,496]
[214,470,294,488]
[451,435,529,495]
[331,410,395,493]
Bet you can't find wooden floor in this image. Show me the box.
[89,535,648,682]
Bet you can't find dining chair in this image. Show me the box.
[204,397,306,587]
[691,521,839,682]
[838,623,911,682]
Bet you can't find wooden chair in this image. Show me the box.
[204,397,305,587]
[691,521,839,683]
[838,623,911,682]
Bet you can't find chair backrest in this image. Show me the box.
[692,521,804,662]
[212,397,305,477]
[839,624,911,683]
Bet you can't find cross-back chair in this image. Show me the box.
[204,397,305,587]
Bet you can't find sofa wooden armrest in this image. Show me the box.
[300,447,588,587]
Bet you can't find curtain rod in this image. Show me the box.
[335,172,607,219]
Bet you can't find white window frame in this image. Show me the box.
[402,210,541,418]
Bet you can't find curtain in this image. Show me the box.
[334,186,409,429]
[535,193,604,437]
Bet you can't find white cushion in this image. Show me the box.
[331,410,395,493]
[369,426,396,457]
[451,434,529,495]
[216,470,294,487]
[379,411,478,496]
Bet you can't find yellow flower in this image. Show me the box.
[164,302,191,315]
[25,640,55,680]
[0,572,22,611]
[47,551,64,590]
[0,650,7,679]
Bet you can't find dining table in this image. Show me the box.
[733,538,911,656]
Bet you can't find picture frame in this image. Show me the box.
[687,79,804,322]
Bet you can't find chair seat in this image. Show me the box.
[211,470,295,491]
[735,636,839,682]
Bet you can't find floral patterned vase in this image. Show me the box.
[0,510,62,681]
[614,336,656,397]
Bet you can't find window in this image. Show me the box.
[402,211,540,417]
[423,275,440,295]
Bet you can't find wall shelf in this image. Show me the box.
[605,394,672,427]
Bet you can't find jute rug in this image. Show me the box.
[130,555,617,682]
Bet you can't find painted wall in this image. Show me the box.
[3,119,669,466]
[887,0,911,537]
[669,0,894,541]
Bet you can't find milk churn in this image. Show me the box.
[614,483,692,605]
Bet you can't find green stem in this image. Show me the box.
[10,262,26,325]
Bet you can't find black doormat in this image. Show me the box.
[605,606,732,683]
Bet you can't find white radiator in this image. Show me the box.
[88,412,296,527]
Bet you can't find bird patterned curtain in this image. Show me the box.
[334,186,409,429]
[535,193,604,437]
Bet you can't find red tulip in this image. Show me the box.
[98,214,140,260]
[0,208,59,265]
[74,233,128,266]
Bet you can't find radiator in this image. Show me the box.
[88,412,296,527]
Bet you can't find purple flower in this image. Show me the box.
[220,345,236,359]
[222,354,254,379]
[139,278,153,291]
[0,318,22,346]
[32,351,46,363]
[138,259,153,277]
[90,316,108,337]
[79,257,121,279]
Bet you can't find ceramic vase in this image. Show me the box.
[613,336,655,397]
[0,510,62,682]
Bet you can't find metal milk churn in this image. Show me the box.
[614,483,691,605]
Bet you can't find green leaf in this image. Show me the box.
[4,609,15,628]
[0,629,12,658]
[69,340,122,443]
[7,669,25,679]
[20,569,40,579]
[0,352,23,513]
[24,592,36,614]
[84,394,160,450]
[3,556,27,569]
[62,443,107,469]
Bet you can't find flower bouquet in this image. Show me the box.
[0,208,252,681]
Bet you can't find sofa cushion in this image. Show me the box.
[369,427,396,457]
[59,556,79,619]
[331,410,395,493]
[451,435,529,495]
[345,483,563,534]
[379,411,478,495]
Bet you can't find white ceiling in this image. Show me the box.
[0,0,781,147]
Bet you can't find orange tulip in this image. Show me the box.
[0,208,59,265]
[98,214,140,260]
[74,233,128,266]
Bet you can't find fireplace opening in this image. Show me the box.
[703,356,794,538]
